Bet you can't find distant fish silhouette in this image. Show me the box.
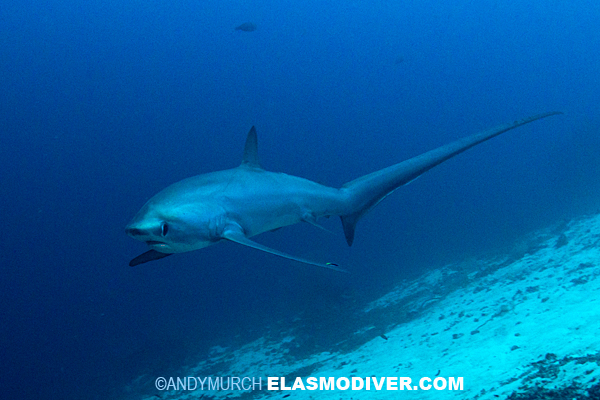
[235,22,257,32]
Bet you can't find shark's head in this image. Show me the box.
[125,211,179,254]
[126,192,227,255]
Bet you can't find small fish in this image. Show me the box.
[380,334,388,341]
[235,22,257,32]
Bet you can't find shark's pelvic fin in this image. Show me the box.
[222,225,347,273]
[241,126,261,168]
[302,213,334,234]
[129,250,173,267]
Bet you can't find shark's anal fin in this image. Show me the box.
[222,225,347,273]
[129,250,173,267]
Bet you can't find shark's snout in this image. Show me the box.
[126,222,174,254]
[125,226,144,238]
[125,225,160,243]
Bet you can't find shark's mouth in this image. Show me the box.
[145,240,172,252]
[146,240,166,246]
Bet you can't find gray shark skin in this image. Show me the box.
[126,112,561,271]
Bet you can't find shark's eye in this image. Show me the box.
[161,222,169,237]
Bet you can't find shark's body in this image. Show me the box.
[126,112,561,271]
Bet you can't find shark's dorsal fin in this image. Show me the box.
[241,126,261,168]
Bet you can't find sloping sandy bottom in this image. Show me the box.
[137,212,600,400]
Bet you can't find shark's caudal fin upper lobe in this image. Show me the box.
[338,111,562,246]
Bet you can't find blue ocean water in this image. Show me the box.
[1,0,599,398]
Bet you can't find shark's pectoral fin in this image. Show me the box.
[129,250,173,267]
[222,226,347,273]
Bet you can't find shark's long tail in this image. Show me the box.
[338,111,563,246]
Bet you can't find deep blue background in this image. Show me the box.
[1,1,599,398]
